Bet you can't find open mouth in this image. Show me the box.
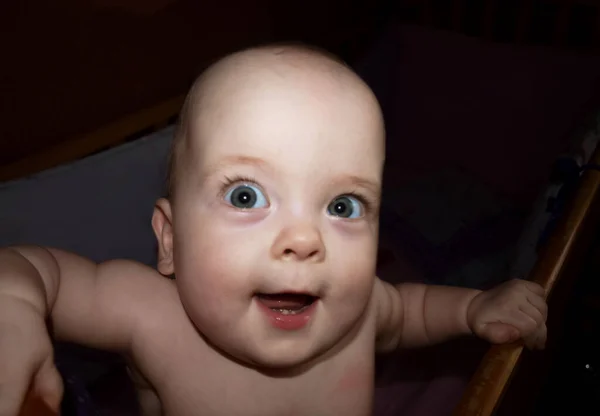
[255,293,318,315]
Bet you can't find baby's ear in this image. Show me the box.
[152,198,175,275]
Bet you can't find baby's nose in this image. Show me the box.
[271,222,325,262]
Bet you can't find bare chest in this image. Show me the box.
[133,317,376,416]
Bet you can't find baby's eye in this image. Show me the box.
[327,195,363,219]
[224,184,268,209]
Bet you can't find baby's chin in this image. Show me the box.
[224,337,338,375]
[197,321,343,373]
[229,315,368,373]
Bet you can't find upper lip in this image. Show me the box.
[254,290,320,298]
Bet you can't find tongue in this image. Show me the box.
[257,294,313,310]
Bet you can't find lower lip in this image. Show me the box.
[255,298,318,331]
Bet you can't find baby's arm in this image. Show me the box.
[374,277,547,352]
[0,245,157,414]
[374,279,478,351]
[0,245,150,349]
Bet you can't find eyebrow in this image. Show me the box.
[204,155,271,177]
[333,175,381,197]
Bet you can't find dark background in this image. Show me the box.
[2,0,600,169]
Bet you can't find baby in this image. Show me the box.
[0,44,547,416]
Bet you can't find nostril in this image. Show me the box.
[280,248,322,259]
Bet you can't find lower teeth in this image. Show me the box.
[271,307,306,315]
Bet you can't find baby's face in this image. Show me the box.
[168,53,384,369]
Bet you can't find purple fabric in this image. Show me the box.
[56,359,98,416]
[374,338,487,415]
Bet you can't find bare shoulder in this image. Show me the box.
[97,259,185,330]
[91,258,183,334]
[95,258,176,302]
[371,277,403,352]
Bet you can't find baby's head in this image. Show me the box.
[152,44,385,369]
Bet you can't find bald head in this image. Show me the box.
[167,44,385,199]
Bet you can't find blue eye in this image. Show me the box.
[327,195,363,219]
[224,184,268,209]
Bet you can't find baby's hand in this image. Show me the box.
[0,296,63,416]
[467,279,548,350]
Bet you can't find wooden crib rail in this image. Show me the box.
[0,95,185,183]
[453,144,600,416]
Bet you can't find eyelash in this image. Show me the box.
[219,174,258,191]
[218,175,374,212]
[218,175,260,198]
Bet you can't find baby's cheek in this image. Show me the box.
[180,234,257,302]
[336,246,376,286]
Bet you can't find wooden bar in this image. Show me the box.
[0,95,185,183]
[453,143,600,416]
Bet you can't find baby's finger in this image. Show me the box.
[479,322,520,344]
[497,306,539,335]
[522,280,545,297]
[535,324,547,350]
[524,324,547,350]
[33,358,63,412]
[526,293,548,320]
[521,318,543,350]
[518,302,545,328]
[18,389,57,416]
